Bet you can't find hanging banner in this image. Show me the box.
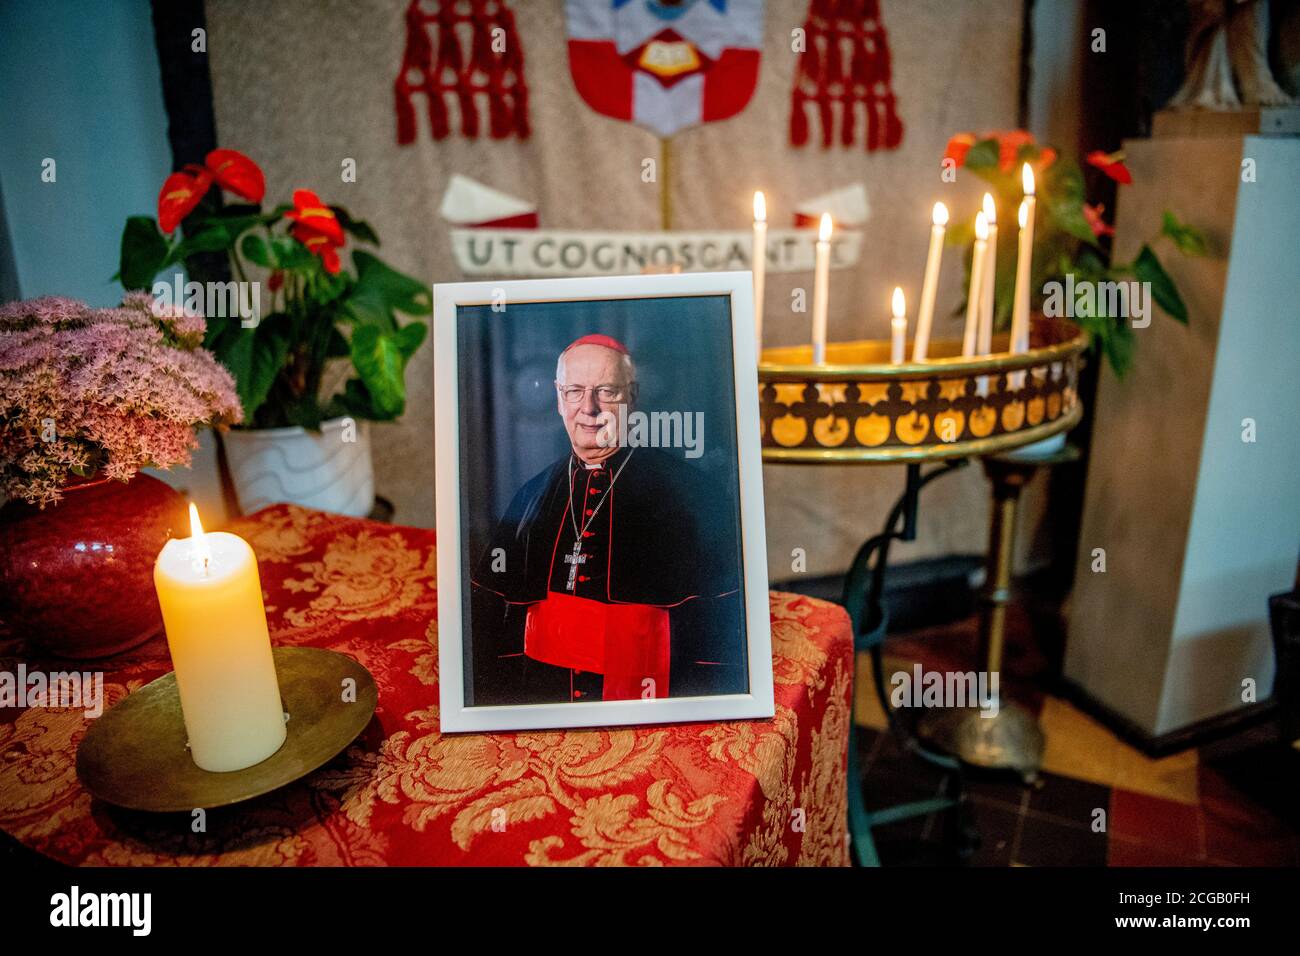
[566,0,766,137]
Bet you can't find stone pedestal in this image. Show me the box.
[1065,127,1300,747]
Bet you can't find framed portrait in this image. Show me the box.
[434,272,774,732]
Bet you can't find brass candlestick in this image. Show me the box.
[916,448,1078,782]
[758,319,1087,859]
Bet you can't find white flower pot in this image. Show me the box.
[222,417,374,517]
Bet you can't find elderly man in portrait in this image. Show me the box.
[469,333,745,706]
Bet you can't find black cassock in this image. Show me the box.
[468,446,746,706]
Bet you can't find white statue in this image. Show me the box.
[1170,0,1294,109]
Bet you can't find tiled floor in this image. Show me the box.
[854,642,1300,867]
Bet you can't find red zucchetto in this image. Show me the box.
[562,333,628,355]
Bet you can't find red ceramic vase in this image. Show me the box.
[0,473,188,659]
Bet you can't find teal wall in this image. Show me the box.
[0,0,172,305]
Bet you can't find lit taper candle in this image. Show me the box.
[963,211,989,357]
[752,191,767,351]
[811,212,832,364]
[153,504,286,772]
[890,286,908,364]
[1010,164,1036,357]
[911,201,948,361]
[979,192,998,355]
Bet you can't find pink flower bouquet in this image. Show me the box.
[0,293,242,507]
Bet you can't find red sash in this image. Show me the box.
[524,591,670,701]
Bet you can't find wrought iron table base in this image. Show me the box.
[841,460,979,866]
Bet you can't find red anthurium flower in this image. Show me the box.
[157,164,214,234]
[286,189,344,246]
[291,223,342,274]
[944,132,976,168]
[1034,147,1058,172]
[997,130,1036,173]
[1083,203,1115,238]
[205,148,265,203]
[1086,150,1133,184]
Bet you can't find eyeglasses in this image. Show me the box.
[556,383,629,404]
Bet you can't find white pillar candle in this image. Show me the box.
[153,504,286,773]
[979,192,998,356]
[1010,164,1036,356]
[963,211,989,357]
[890,286,908,364]
[752,191,767,353]
[911,202,948,361]
[811,212,832,364]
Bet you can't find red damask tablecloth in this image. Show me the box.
[0,505,852,866]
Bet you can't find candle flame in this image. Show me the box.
[932,202,949,227]
[983,192,997,223]
[975,211,989,241]
[753,190,766,223]
[1022,163,1035,196]
[818,212,832,242]
[1018,199,1029,229]
[189,502,211,573]
[891,286,906,319]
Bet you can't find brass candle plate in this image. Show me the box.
[76,646,377,812]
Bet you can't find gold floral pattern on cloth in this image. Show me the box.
[238,503,327,563]
[0,504,852,867]
[281,528,436,628]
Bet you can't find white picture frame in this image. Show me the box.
[434,271,774,732]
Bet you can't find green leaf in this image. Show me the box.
[281,397,325,431]
[325,378,379,420]
[350,324,408,418]
[165,225,238,266]
[330,205,380,245]
[395,321,427,358]
[1049,195,1102,248]
[963,138,1000,171]
[1134,244,1188,324]
[272,237,316,271]
[1047,159,1086,203]
[240,234,273,267]
[119,216,170,290]
[224,316,292,421]
[1160,211,1208,257]
[346,250,432,330]
[1101,319,1136,379]
[326,325,351,358]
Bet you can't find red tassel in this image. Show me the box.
[884,99,903,148]
[788,0,903,152]
[395,82,417,145]
[818,96,834,148]
[488,91,509,138]
[428,89,450,140]
[824,33,843,87]
[394,0,529,144]
[790,92,809,145]
[435,9,462,76]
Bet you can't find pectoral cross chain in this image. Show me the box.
[564,541,588,592]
